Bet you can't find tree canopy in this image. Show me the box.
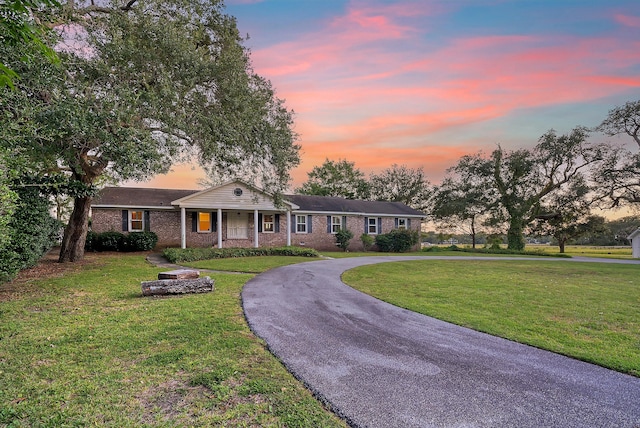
[369,164,431,211]
[296,158,370,199]
[0,0,300,262]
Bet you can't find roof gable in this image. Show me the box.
[172,181,298,210]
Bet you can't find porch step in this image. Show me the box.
[158,269,200,280]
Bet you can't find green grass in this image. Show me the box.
[342,259,640,377]
[530,245,633,259]
[0,254,345,427]
[183,255,323,273]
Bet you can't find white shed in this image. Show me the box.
[628,228,640,258]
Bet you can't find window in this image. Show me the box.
[198,212,211,233]
[331,216,342,234]
[130,211,144,232]
[367,217,378,234]
[397,218,408,230]
[263,214,274,233]
[296,215,307,233]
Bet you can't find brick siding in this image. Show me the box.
[92,208,421,251]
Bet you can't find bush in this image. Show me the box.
[85,231,99,252]
[125,231,158,251]
[335,229,354,252]
[97,231,124,251]
[375,229,420,252]
[0,186,61,283]
[360,233,374,252]
[163,246,320,263]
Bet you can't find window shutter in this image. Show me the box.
[394,217,399,229]
[144,211,150,232]
[307,215,313,233]
[275,214,280,233]
[364,217,368,234]
[377,217,382,234]
[122,210,129,231]
[211,212,216,232]
[408,218,412,229]
[342,216,347,230]
[291,215,296,233]
[327,215,331,233]
[258,213,263,233]
[192,212,197,232]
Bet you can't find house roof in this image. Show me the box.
[285,194,425,217]
[93,187,197,208]
[92,186,426,217]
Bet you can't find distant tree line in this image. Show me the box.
[297,100,640,253]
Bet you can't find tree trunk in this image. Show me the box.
[506,217,525,251]
[58,196,92,263]
[558,239,566,253]
[470,216,476,249]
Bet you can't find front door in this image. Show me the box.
[227,212,248,239]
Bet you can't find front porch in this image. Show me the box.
[179,208,292,249]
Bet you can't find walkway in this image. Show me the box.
[242,256,640,428]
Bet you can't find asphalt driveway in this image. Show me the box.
[242,256,640,427]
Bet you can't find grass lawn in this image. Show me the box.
[342,259,640,377]
[0,253,345,427]
[183,255,322,273]
[531,245,634,259]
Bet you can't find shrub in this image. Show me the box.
[375,229,420,252]
[126,231,158,251]
[97,231,124,251]
[360,233,374,252]
[0,186,61,283]
[163,246,320,263]
[85,231,99,251]
[335,229,354,252]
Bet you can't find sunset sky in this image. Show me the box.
[138,0,640,191]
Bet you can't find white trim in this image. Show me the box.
[293,210,423,218]
[129,210,144,232]
[295,214,308,234]
[262,213,275,233]
[331,215,343,234]
[367,217,378,235]
[254,209,259,248]
[92,205,176,210]
[180,208,186,249]
[217,208,223,249]
[286,211,291,246]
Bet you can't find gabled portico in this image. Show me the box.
[171,180,298,249]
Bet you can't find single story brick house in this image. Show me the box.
[91,180,425,251]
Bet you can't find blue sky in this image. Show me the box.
[143,0,640,189]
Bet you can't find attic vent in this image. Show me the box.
[233,188,243,197]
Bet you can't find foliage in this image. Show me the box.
[368,164,431,211]
[86,231,158,252]
[125,231,158,251]
[432,167,495,249]
[375,229,420,252]
[592,100,640,208]
[450,128,607,251]
[1,0,299,263]
[0,0,60,88]
[596,99,640,148]
[0,152,17,248]
[0,185,61,282]
[296,158,370,199]
[335,228,354,251]
[360,233,374,252]
[163,246,320,263]
[423,245,571,258]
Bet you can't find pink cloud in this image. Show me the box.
[614,13,640,28]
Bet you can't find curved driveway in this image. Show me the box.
[242,256,640,427]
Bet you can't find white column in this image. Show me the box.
[217,208,222,249]
[286,210,291,246]
[180,207,186,249]
[254,209,259,248]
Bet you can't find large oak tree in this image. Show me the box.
[1,0,299,262]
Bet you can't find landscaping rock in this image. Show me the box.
[141,277,214,296]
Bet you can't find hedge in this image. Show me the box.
[163,246,320,263]
[85,231,158,252]
[375,229,420,252]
